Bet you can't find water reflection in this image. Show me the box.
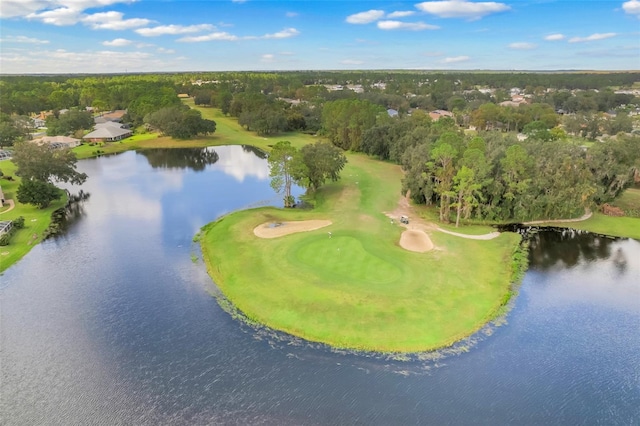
[527,228,620,270]
[139,148,220,171]
[241,144,268,159]
[209,145,270,182]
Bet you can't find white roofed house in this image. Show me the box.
[83,121,132,143]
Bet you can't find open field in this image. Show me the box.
[201,152,521,352]
[0,160,67,273]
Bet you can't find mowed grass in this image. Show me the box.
[202,152,521,352]
[612,188,640,216]
[541,188,640,240]
[0,160,67,274]
[555,213,640,240]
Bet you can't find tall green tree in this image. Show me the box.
[12,141,87,185]
[429,143,458,222]
[17,179,62,209]
[268,141,304,207]
[452,166,482,227]
[297,142,347,191]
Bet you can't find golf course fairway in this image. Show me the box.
[201,152,522,353]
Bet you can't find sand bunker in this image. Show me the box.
[399,229,434,252]
[254,220,332,239]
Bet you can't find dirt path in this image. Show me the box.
[522,209,592,225]
[385,192,500,242]
[0,199,16,215]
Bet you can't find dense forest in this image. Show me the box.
[1,71,638,223]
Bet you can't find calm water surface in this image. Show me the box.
[1,147,639,425]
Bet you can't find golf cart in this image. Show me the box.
[400,215,409,224]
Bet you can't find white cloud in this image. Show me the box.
[178,32,239,42]
[25,7,151,29]
[0,48,167,74]
[0,35,49,44]
[1,0,135,19]
[508,42,537,50]
[377,20,439,30]
[279,51,295,55]
[157,47,175,54]
[387,10,415,18]
[27,7,80,26]
[83,11,151,30]
[135,24,214,37]
[263,27,300,39]
[341,59,364,65]
[102,38,132,46]
[442,55,470,63]
[178,27,300,42]
[285,11,298,18]
[416,0,510,20]
[622,0,640,18]
[261,54,275,62]
[346,9,385,24]
[544,33,565,41]
[568,33,617,43]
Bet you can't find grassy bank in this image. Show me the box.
[201,153,521,352]
[0,160,67,274]
[550,213,640,240]
[539,188,640,240]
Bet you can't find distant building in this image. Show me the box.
[429,110,454,121]
[32,135,81,148]
[387,108,399,118]
[32,117,46,128]
[96,110,127,123]
[83,125,132,143]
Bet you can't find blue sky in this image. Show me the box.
[1,0,638,73]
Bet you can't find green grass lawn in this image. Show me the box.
[540,188,640,240]
[611,187,640,217]
[554,213,640,240]
[0,160,67,274]
[201,152,521,352]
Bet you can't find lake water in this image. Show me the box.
[1,147,639,425]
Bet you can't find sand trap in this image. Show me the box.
[254,220,332,239]
[399,229,434,252]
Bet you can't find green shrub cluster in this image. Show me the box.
[0,216,25,246]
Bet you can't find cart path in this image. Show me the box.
[385,193,500,240]
[0,199,15,215]
[522,209,592,225]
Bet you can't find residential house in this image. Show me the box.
[32,117,46,128]
[96,110,127,123]
[429,110,454,121]
[32,135,81,148]
[83,124,132,143]
[387,108,399,118]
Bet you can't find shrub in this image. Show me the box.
[12,216,25,229]
[0,232,11,246]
